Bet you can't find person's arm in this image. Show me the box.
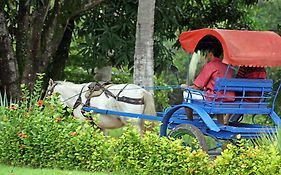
[193,63,213,90]
[180,84,201,89]
[189,84,201,90]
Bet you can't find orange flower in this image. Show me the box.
[18,132,28,139]
[37,100,44,107]
[8,104,17,110]
[70,132,77,136]
[55,117,62,122]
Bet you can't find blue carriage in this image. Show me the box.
[83,29,281,153]
[159,29,281,152]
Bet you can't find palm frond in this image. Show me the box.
[0,90,8,107]
[250,128,280,154]
[188,51,201,85]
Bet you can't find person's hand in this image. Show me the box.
[180,84,189,89]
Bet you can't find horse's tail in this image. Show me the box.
[142,90,156,116]
[139,90,157,135]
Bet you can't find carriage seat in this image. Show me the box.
[184,78,274,115]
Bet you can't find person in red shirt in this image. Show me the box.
[237,66,267,102]
[181,47,234,124]
[236,66,267,79]
[227,66,267,123]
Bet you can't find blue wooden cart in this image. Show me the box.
[84,29,281,153]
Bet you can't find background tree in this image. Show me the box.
[0,0,259,99]
[0,4,20,97]
[0,0,104,99]
[249,0,281,34]
[65,0,258,83]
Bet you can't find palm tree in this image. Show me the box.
[133,0,156,90]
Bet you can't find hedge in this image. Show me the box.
[0,78,280,175]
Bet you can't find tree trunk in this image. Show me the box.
[0,9,20,99]
[49,19,74,80]
[94,66,112,82]
[18,0,104,91]
[133,0,156,90]
[133,0,156,133]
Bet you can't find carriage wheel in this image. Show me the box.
[168,124,208,152]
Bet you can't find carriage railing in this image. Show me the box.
[183,78,277,115]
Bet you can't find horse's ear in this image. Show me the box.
[49,79,54,86]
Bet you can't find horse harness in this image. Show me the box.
[72,82,145,130]
[84,82,145,106]
[73,84,87,109]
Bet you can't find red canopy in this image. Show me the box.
[179,28,281,67]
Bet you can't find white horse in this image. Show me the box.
[45,79,156,135]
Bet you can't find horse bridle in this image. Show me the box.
[45,82,59,97]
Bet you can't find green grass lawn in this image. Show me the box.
[0,164,124,175]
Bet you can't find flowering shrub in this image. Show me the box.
[0,74,280,174]
[0,76,112,171]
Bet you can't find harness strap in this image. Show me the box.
[116,84,129,98]
[85,83,145,105]
[103,84,127,99]
[116,96,144,105]
[102,84,144,105]
[73,84,87,109]
[103,87,116,98]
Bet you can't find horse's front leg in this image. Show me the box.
[73,105,86,123]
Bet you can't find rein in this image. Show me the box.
[85,85,182,91]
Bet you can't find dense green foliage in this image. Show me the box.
[67,0,257,77]
[214,143,281,174]
[0,78,280,174]
[249,0,281,34]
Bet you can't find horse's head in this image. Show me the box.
[45,79,59,98]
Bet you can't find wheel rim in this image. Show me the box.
[168,124,208,151]
[170,129,202,150]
